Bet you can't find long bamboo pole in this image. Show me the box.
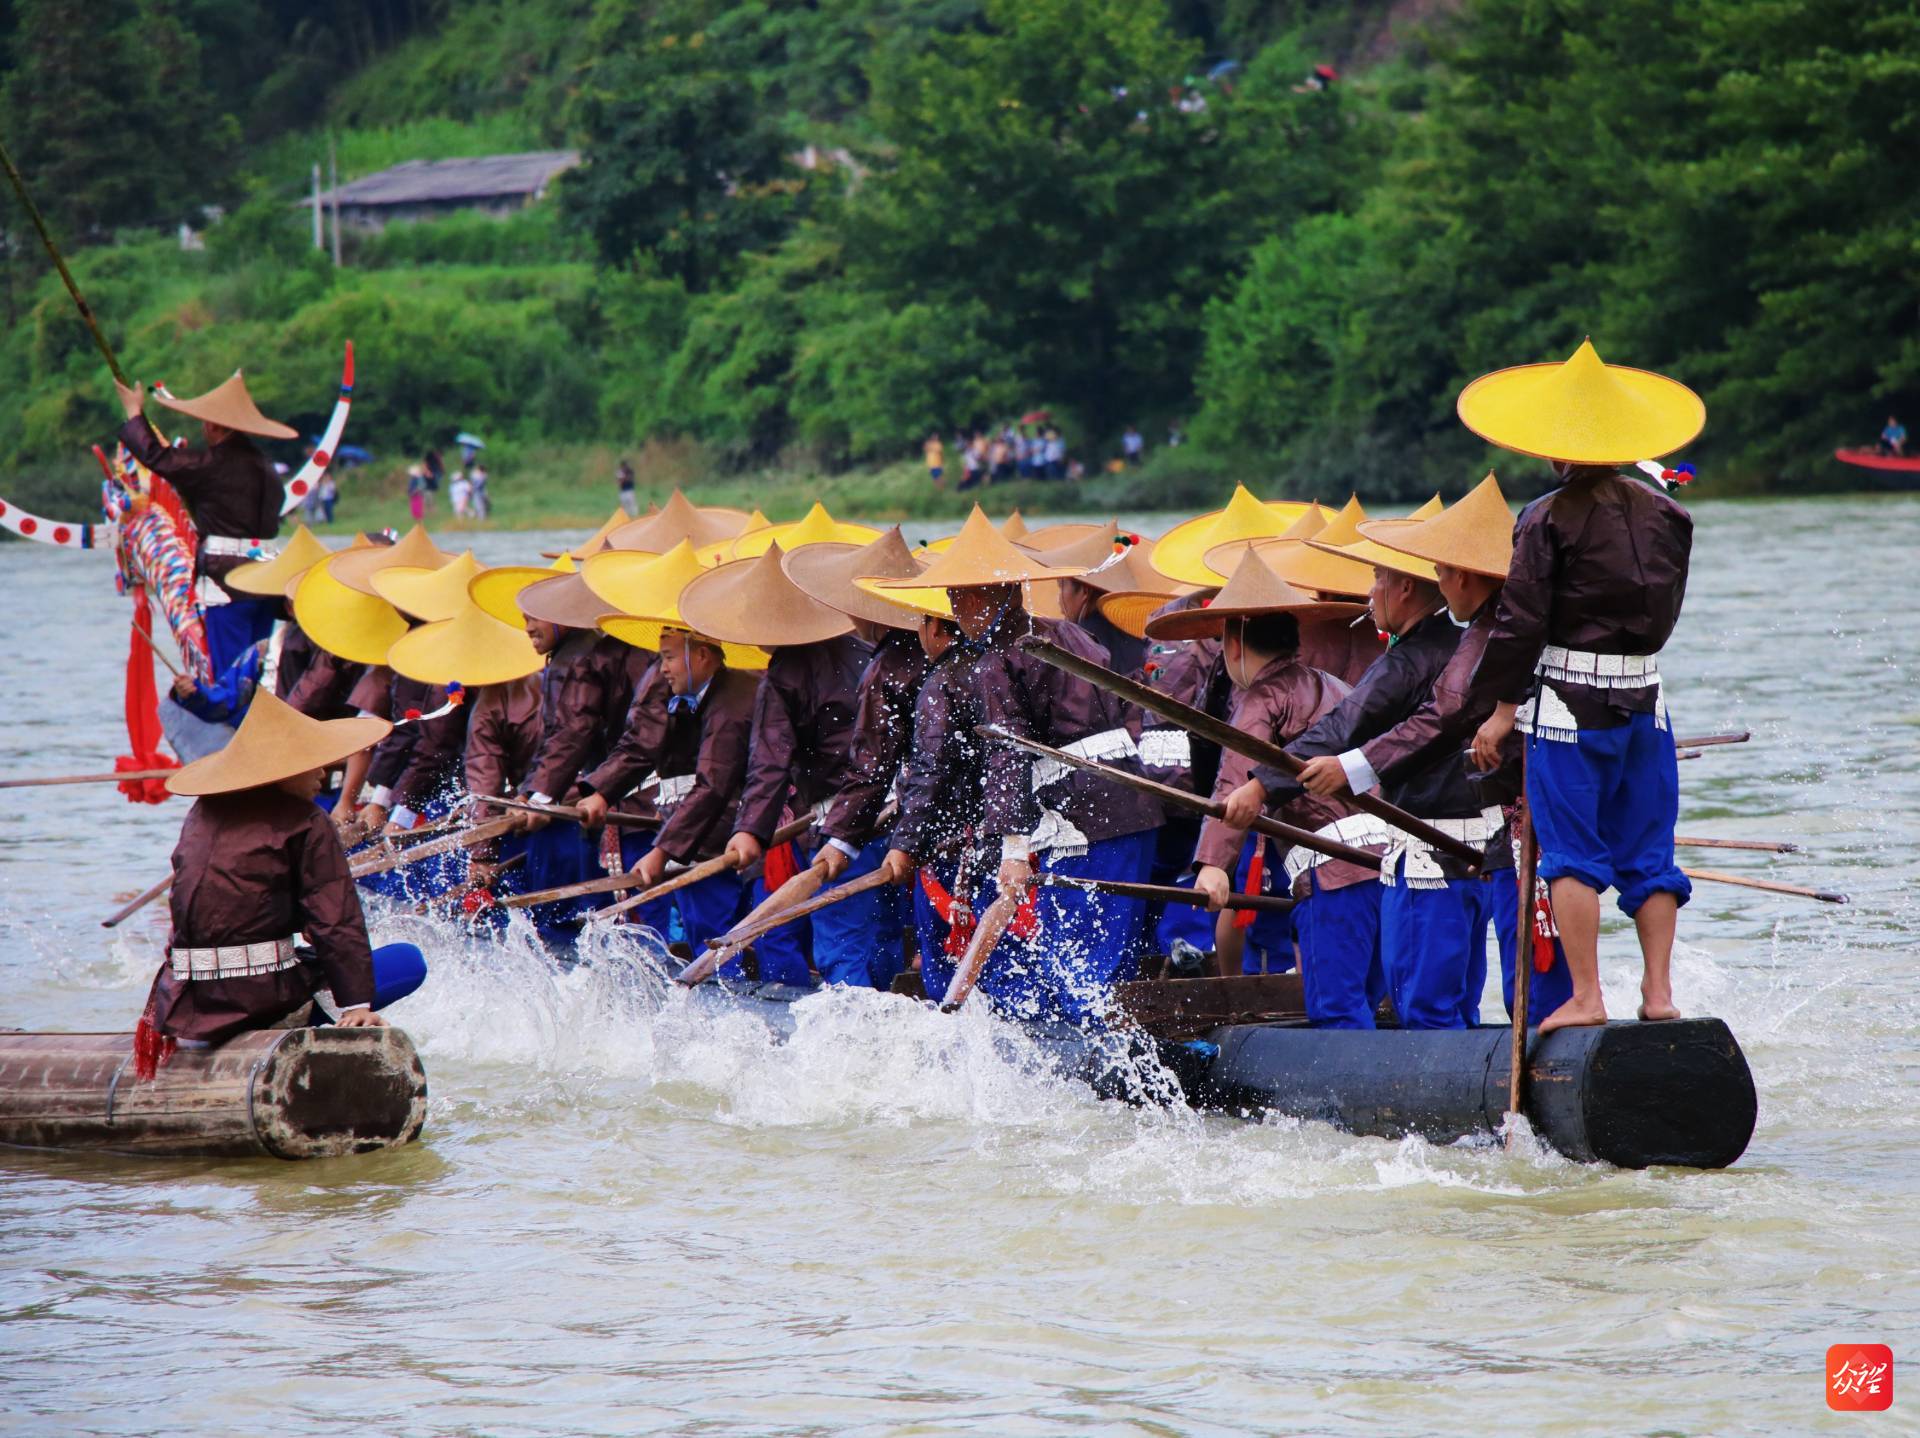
[0,137,130,386]
[1682,868,1847,905]
[0,769,175,790]
[102,874,172,929]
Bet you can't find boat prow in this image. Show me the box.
[0,1026,428,1160]
[1835,447,1920,474]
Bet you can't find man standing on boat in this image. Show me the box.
[1457,340,1701,1033]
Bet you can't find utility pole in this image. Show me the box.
[311,162,323,250]
[328,136,342,268]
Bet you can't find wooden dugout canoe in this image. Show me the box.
[685,975,1758,1170]
[0,1026,428,1160]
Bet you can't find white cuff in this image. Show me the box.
[366,785,394,808]
[1001,835,1031,862]
[827,837,860,860]
[336,1003,370,1013]
[1337,748,1381,796]
[391,804,419,829]
[528,791,553,807]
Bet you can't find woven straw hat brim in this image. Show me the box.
[154,371,297,441]
[597,617,768,670]
[326,525,454,596]
[781,534,927,630]
[293,555,409,664]
[468,564,570,628]
[166,690,390,796]
[226,525,331,596]
[388,603,546,686]
[1151,489,1316,587]
[1307,523,1440,582]
[1143,550,1365,642]
[1355,497,1511,579]
[369,552,487,623]
[1456,340,1705,464]
[1016,521,1114,550]
[1246,538,1374,599]
[1096,588,1202,641]
[516,572,618,631]
[677,545,855,648]
[853,575,953,619]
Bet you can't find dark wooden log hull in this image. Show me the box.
[692,982,1757,1170]
[0,1027,428,1160]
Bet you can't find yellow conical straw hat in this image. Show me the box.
[607,489,752,553]
[872,506,1089,591]
[1151,485,1315,586]
[1204,502,1329,581]
[583,539,768,669]
[694,509,773,564]
[1354,473,1514,579]
[726,502,881,561]
[542,509,633,561]
[1305,493,1447,583]
[226,524,331,597]
[781,529,928,630]
[1096,586,1206,641]
[326,524,454,596]
[369,551,487,623]
[921,512,1030,554]
[1252,496,1374,597]
[1457,338,1705,463]
[1145,549,1364,642]
[167,689,389,796]
[388,599,546,686]
[469,555,574,628]
[678,543,855,647]
[154,371,297,440]
[293,553,410,664]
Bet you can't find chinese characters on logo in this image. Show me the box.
[1828,1344,1894,1413]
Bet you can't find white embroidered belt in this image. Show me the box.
[1536,646,1661,688]
[1138,728,1192,770]
[1032,726,1135,793]
[170,936,300,981]
[1283,814,1395,885]
[203,535,278,559]
[653,772,696,808]
[1381,805,1506,890]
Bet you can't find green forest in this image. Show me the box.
[1,0,1916,526]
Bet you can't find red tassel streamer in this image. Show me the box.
[762,839,801,890]
[1233,846,1265,930]
[117,586,178,805]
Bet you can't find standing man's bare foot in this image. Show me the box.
[1636,986,1682,1021]
[1536,995,1609,1034]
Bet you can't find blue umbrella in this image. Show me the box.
[454,431,487,451]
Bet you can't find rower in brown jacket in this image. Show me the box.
[132,691,426,1080]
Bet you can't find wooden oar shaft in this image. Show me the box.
[1682,867,1847,904]
[1507,774,1538,1134]
[1673,836,1800,854]
[940,891,1021,1012]
[677,869,892,986]
[0,769,175,790]
[487,795,660,827]
[102,873,172,929]
[0,135,130,387]
[581,813,816,923]
[1018,637,1482,868]
[349,815,518,878]
[978,725,1382,871]
[1673,731,1750,749]
[1034,872,1295,913]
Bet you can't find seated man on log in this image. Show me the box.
[1142,551,1358,981]
[1459,341,1700,1032]
[133,691,426,1080]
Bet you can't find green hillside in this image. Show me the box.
[2,0,1916,528]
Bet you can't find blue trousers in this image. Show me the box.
[614,828,748,962]
[1528,713,1691,916]
[741,837,814,987]
[1231,833,1294,975]
[357,792,462,906]
[1379,875,1498,1030]
[1491,875,1577,1021]
[202,594,278,676]
[369,942,428,1009]
[916,831,1155,1022]
[1150,816,1216,955]
[813,838,908,989]
[1294,871,1383,1029]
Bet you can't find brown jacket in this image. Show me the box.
[119,416,282,584]
[732,635,868,843]
[1299,614,1387,688]
[283,647,361,720]
[463,675,543,815]
[523,632,641,800]
[821,629,931,848]
[144,787,374,1044]
[650,668,762,863]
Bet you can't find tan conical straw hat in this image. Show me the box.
[154,371,297,441]
[226,524,331,597]
[1205,502,1328,581]
[166,689,390,796]
[1145,550,1365,642]
[583,539,768,668]
[1017,520,1115,550]
[607,489,753,553]
[369,551,488,622]
[725,502,881,561]
[542,509,633,561]
[872,507,1089,591]
[388,599,546,686]
[920,511,1030,554]
[678,543,854,647]
[781,529,928,630]
[1018,523,1120,621]
[1151,485,1316,587]
[1302,494,1445,582]
[1354,473,1513,579]
[517,571,618,632]
[1457,339,1705,464]
[1251,495,1374,597]
[326,525,454,596]
[292,553,410,664]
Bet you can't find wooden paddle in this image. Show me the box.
[1033,871,1295,913]
[349,815,519,879]
[564,813,818,921]
[677,868,895,986]
[939,890,1023,1012]
[1673,836,1800,854]
[1017,636,1484,869]
[102,873,173,929]
[1673,731,1750,749]
[978,726,1383,871]
[1,769,175,790]
[1682,867,1848,904]
[486,794,662,827]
